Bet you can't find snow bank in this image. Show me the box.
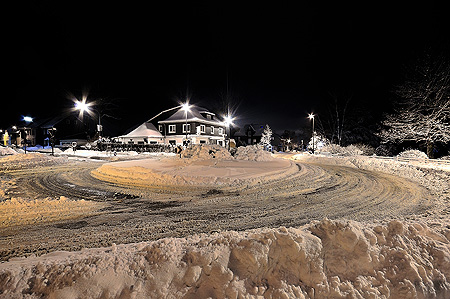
[0,153,67,171]
[181,145,274,162]
[0,196,104,228]
[92,157,297,189]
[234,145,274,161]
[1,219,449,298]
[0,146,17,156]
[320,144,363,156]
[181,144,233,160]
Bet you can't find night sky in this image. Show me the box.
[4,1,449,135]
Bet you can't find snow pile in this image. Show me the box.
[234,145,274,161]
[181,144,233,160]
[0,196,104,228]
[0,146,17,156]
[320,144,363,156]
[1,219,449,298]
[0,153,67,171]
[398,149,428,159]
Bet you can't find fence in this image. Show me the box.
[367,155,450,166]
[95,142,176,153]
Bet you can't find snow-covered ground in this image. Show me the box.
[1,219,449,298]
[0,146,449,298]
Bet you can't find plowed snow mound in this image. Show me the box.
[0,146,17,156]
[1,219,449,298]
[92,157,297,188]
[234,145,274,161]
[181,144,233,160]
[0,196,104,228]
[0,153,68,171]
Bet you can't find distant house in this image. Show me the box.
[158,106,227,146]
[234,124,265,146]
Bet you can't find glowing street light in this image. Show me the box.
[223,115,234,150]
[181,102,191,146]
[308,113,315,154]
[74,100,91,114]
[23,116,33,123]
[74,99,104,139]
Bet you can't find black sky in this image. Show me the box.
[3,1,449,134]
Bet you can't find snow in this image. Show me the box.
[0,196,104,228]
[1,219,449,298]
[92,154,295,188]
[1,148,450,298]
[397,149,429,159]
[0,146,17,156]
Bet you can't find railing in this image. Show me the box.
[95,142,176,153]
[367,155,450,166]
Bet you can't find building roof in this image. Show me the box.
[234,124,265,137]
[158,106,225,126]
[119,122,162,138]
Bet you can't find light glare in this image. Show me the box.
[181,102,191,112]
[23,116,33,122]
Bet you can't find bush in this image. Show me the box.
[375,144,397,157]
[353,143,375,156]
[320,144,363,156]
[397,149,428,159]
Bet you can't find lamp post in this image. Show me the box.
[223,115,233,150]
[75,100,102,140]
[308,113,315,154]
[181,102,191,147]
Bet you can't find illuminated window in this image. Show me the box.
[168,125,176,133]
[211,126,214,134]
[183,124,191,133]
[158,125,163,132]
[218,128,224,135]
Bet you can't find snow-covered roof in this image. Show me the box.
[159,106,225,126]
[119,122,163,138]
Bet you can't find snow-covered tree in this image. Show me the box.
[308,131,329,152]
[259,124,272,150]
[380,56,450,157]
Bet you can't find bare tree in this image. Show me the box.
[321,92,352,145]
[380,56,450,157]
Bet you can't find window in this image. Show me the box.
[211,126,214,134]
[168,125,176,133]
[182,124,191,133]
[200,125,205,133]
[158,125,163,132]
[218,128,224,135]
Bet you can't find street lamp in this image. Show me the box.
[223,115,234,150]
[74,99,103,139]
[181,102,191,146]
[308,113,315,154]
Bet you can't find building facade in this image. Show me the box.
[158,106,227,146]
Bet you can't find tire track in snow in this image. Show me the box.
[0,158,434,261]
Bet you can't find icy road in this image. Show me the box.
[0,154,436,261]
